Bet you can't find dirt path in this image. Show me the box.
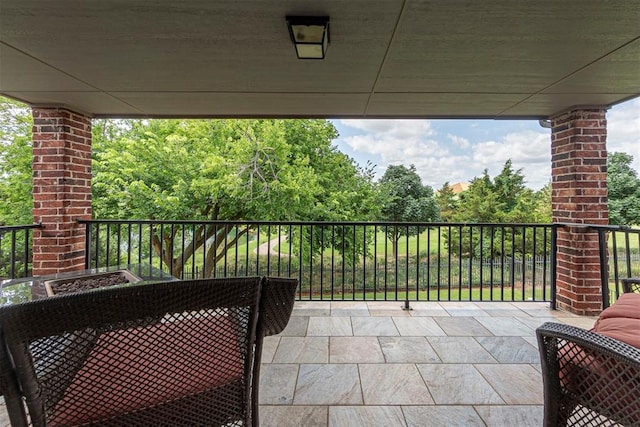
[254,236,288,256]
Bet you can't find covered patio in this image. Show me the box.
[0,1,639,425]
[2,0,639,315]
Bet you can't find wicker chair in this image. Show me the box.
[622,277,640,294]
[537,321,640,426]
[0,276,297,427]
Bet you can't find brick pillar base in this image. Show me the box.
[32,108,92,276]
[551,108,608,316]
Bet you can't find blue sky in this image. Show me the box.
[332,98,640,191]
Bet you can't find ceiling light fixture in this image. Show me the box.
[286,16,330,59]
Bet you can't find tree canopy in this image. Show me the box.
[0,97,33,225]
[608,152,640,225]
[379,164,439,256]
[91,118,381,275]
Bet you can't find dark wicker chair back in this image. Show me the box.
[622,278,640,294]
[1,276,297,427]
[537,322,640,426]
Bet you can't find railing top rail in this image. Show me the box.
[556,223,638,232]
[79,219,557,228]
[0,223,42,232]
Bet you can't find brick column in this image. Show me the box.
[551,108,608,315]
[32,108,92,276]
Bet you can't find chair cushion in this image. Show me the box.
[49,314,246,426]
[593,293,640,348]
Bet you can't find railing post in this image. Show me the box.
[597,228,610,309]
[83,220,92,269]
[550,225,558,310]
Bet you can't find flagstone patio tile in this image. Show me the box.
[433,316,493,336]
[273,337,329,363]
[351,317,399,336]
[292,301,331,317]
[475,364,543,404]
[261,336,280,363]
[417,364,503,405]
[427,337,497,363]
[476,336,539,363]
[294,364,363,405]
[329,337,385,363]
[307,317,352,336]
[393,317,446,336]
[474,405,544,427]
[379,336,441,363]
[259,363,299,405]
[279,316,309,336]
[402,406,485,427]
[331,301,370,317]
[475,316,534,336]
[359,364,434,405]
[329,406,406,427]
[260,405,328,427]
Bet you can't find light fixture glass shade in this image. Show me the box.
[286,16,330,59]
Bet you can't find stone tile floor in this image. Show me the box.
[0,301,596,427]
[259,300,596,427]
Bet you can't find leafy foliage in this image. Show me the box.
[91,118,381,275]
[379,164,439,256]
[608,152,640,225]
[0,97,33,225]
[445,160,552,257]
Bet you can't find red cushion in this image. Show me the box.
[597,293,640,321]
[592,293,640,349]
[50,315,246,426]
[593,317,640,349]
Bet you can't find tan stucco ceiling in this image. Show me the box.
[1,1,639,119]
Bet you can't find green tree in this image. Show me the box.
[0,97,33,225]
[435,182,458,222]
[448,161,551,258]
[608,152,640,225]
[92,118,381,276]
[379,165,439,257]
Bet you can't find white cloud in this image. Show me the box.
[334,98,638,191]
[472,130,551,189]
[338,119,435,139]
[448,134,470,149]
[608,98,640,172]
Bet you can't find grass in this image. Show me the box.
[298,285,551,302]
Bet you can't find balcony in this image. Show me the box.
[0,221,637,426]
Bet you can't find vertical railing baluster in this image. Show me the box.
[373,225,378,301]
[415,225,420,303]
[105,223,111,267]
[384,225,389,300]
[447,225,452,300]
[532,226,537,301]
[458,225,463,299]
[9,230,16,278]
[137,222,143,265]
[354,224,358,301]
[522,226,527,298]
[116,223,122,265]
[24,228,31,276]
[84,221,92,269]
[500,225,505,301]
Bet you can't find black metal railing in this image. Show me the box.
[80,220,557,305]
[0,223,42,280]
[590,224,640,308]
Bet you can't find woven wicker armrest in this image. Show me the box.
[621,277,640,294]
[536,322,640,427]
[258,277,298,337]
